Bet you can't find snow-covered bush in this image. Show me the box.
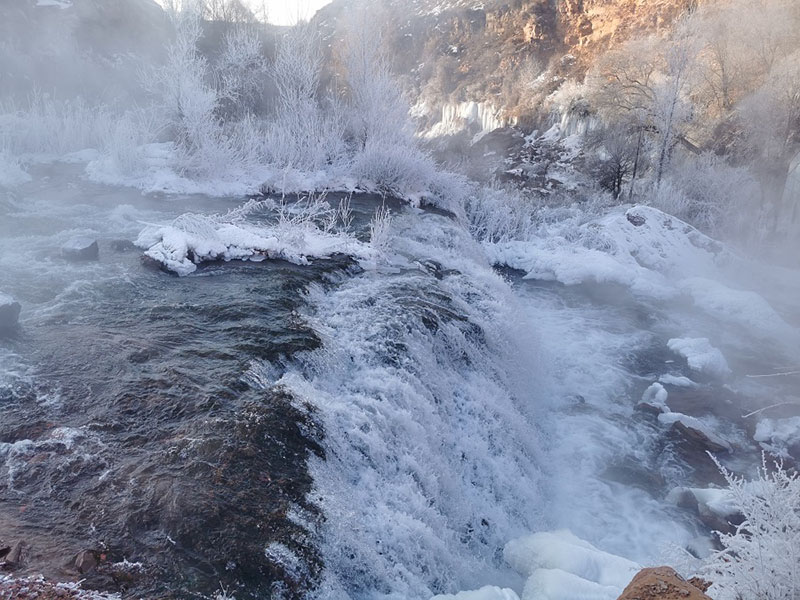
[701,455,800,600]
[0,94,116,157]
[100,109,161,177]
[464,184,540,243]
[351,141,435,196]
[649,154,762,239]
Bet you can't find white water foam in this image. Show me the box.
[281,211,547,599]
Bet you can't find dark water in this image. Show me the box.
[0,165,384,598]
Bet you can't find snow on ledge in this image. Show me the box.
[484,205,729,300]
[135,210,375,276]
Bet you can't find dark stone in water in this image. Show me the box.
[110,239,137,253]
[0,294,20,331]
[62,237,99,261]
[671,421,730,453]
[627,212,647,227]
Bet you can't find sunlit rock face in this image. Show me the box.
[315,0,701,129]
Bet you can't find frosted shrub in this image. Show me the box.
[351,141,436,198]
[701,455,800,600]
[101,109,160,177]
[369,203,393,250]
[647,179,693,222]
[0,95,116,157]
[464,184,539,243]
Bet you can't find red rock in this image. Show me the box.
[617,567,713,600]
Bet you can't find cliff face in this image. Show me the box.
[315,0,698,124]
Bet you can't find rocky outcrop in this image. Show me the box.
[317,0,701,125]
[617,567,712,600]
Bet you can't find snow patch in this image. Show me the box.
[431,587,521,600]
[504,531,640,600]
[754,417,800,456]
[667,338,731,378]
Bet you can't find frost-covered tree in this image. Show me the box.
[585,123,641,200]
[701,455,800,600]
[145,3,240,177]
[343,10,413,150]
[265,22,345,172]
[342,10,440,196]
[216,26,267,119]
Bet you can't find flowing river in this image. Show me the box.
[1,164,798,599]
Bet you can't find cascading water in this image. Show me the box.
[278,212,547,599]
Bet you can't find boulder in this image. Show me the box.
[617,567,712,600]
[74,550,98,574]
[0,293,21,331]
[1,541,24,569]
[61,237,99,261]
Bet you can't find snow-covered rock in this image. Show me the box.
[657,412,732,452]
[0,293,21,331]
[504,530,641,600]
[667,338,731,379]
[640,382,669,412]
[61,236,99,261]
[485,205,728,300]
[136,211,374,276]
[432,586,521,600]
[667,486,738,521]
[678,277,795,343]
[754,417,800,456]
[659,374,698,388]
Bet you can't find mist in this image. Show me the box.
[0,1,799,599]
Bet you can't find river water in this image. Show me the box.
[0,164,798,599]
